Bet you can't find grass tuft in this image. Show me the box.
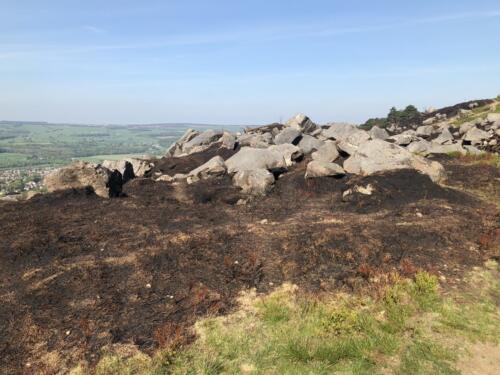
[74,265,500,374]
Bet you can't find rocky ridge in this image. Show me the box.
[43,98,500,199]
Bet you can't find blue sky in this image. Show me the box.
[1,1,499,125]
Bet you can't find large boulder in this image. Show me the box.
[343,139,446,183]
[311,141,339,163]
[233,169,275,195]
[285,113,317,133]
[433,128,454,145]
[187,156,227,184]
[268,144,303,167]
[459,122,474,135]
[103,158,153,181]
[183,129,223,154]
[225,147,287,173]
[337,130,370,155]
[166,128,199,157]
[416,125,435,137]
[388,133,418,146]
[274,128,302,145]
[463,127,491,145]
[298,134,324,154]
[305,161,345,178]
[369,126,389,140]
[102,160,135,182]
[237,132,272,148]
[321,123,358,141]
[486,113,500,127]
[44,161,122,198]
[220,132,237,150]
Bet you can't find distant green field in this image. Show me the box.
[0,153,33,168]
[0,122,242,169]
[79,153,152,163]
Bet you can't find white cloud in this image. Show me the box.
[83,25,105,34]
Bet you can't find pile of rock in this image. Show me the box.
[152,113,446,196]
[44,158,153,198]
[42,99,499,199]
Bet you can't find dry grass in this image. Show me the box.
[74,262,500,374]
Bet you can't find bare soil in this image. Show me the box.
[0,155,499,374]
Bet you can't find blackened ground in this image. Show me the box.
[147,143,239,177]
[0,156,498,374]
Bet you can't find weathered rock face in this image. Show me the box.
[321,123,357,141]
[233,169,275,195]
[298,134,324,154]
[305,160,345,178]
[311,141,340,163]
[463,127,490,145]
[274,128,302,145]
[187,156,227,184]
[237,133,273,148]
[337,130,370,155]
[183,130,223,154]
[416,125,435,137]
[285,113,317,133]
[459,122,474,135]
[486,113,500,126]
[102,160,135,183]
[220,132,237,150]
[103,158,153,182]
[44,161,122,198]
[343,139,445,183]
[433,128,454,145]
[268,144,303,167]
[369,126,389,140]
[388,133,418,146]
[166,128,199,156]
[225,147,287,173]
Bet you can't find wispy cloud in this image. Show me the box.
[83,25,105,34]
[1,10,499,57]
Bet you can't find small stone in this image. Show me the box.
[260,219,268,224]
[416,212,423,218]
[146,283,152,289]
[65,330,71,336]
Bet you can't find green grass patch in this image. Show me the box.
[450,102,496,126]
[75,263,500,374]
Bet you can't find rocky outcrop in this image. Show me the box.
[268,144,303,167]
[369,126,389,140]
[321,123,357,141]
[285,113,317,134]
[187,156,227,184]
[151,99,498,197]
[298,134,324,154]
[305,161,345,178]
[183,130,223,154]
[233,169,275,195]
[44,161,122,198]
[311,141,339,163]
[102,158,153,182]
[225,147,287,173]
[343,140,445,182]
